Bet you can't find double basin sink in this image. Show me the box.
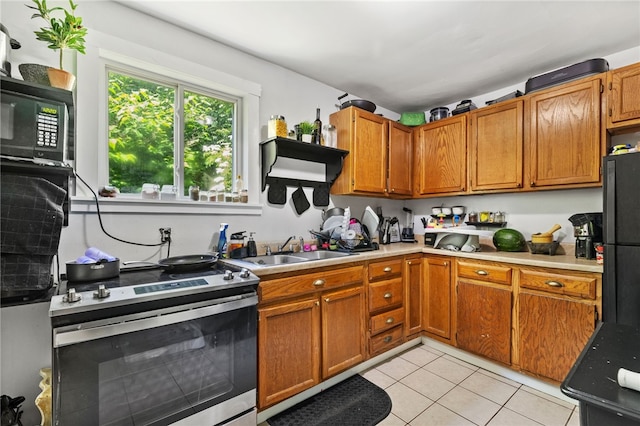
[234,250,354,267]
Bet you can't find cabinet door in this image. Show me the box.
[470,100,524,191]
[608,62,640,127]
[457,280,512,365]
[414,115,467,195]
[258,298,320,408]
[322,286,365,378]
[388,121,413,196]
[423,256,452,339]
[351,109,388,193]
[405,256,423,338]
[529,77,602,188]
[518,291,596,382]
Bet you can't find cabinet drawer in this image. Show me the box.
[370,325,404,355]
[369,278,403,313]
[260,266,363,302]
[457,261,512,286]
[370,307,405,334]
[519,269,597,299]
[368,258,403,281]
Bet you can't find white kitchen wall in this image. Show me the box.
[1,1,639,423]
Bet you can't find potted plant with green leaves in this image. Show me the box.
[298,121,314,142]
[24,0,87,90]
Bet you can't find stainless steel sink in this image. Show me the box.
[244,254,309,266]
[226,250,355,268]
[294,251,354,260]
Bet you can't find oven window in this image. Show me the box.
[1,101,15,140]
[53,305,256,425]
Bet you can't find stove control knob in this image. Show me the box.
[239,268,250,279]
[63,288,81,303]
[223,270,234,280]
[93,285,111,299]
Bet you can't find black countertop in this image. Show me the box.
[561,321,640,422]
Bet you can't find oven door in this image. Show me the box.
[52,294,257,426]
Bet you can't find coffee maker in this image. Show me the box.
[568,213,603,260]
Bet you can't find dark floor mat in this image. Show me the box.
[267,374,392,426]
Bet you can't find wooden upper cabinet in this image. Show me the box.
[469,99,524,192]
[528,76,603,188]
[330,107,388,195]
[414,115,467,196]
[388,121,413,196]
[607,62,640,131]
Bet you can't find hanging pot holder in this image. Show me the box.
[292,184,310,215]
[267,182,287,205]
[312,183,330,207]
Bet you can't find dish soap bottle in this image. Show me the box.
[247,232,257,257]
[217,223,229,258]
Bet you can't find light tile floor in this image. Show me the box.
[362,344,580,426]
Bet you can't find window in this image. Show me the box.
[107,68,238,198]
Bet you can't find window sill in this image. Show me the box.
[71,196,263,215]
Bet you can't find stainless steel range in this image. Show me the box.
[49,263,259,426]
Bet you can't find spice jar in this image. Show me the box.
[189,185,200,201]
[268,115,287,138]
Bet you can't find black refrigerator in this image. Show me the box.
[603,151,640,326]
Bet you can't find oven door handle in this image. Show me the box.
[53,294,257,347]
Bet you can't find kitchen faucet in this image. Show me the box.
[277,236,296,253]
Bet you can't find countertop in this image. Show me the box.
[221,239,603,277]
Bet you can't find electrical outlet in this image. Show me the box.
[159,228,172,243]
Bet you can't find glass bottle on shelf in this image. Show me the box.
[313,108,322,144]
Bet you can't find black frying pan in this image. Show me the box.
[124,254,218,273]
[338,93,376,113]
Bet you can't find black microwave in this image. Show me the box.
[0,75,75,163]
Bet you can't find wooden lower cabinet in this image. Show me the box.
[457,280,512,365]
[404,255,423,339]
[258,298,320,408]
[517,268,599,382]
[518,292,596,382]
[423,255,452,341]
[322,286,366,378]
[258,266,365,409]
[367,257,405,356]
[455,260,513,364]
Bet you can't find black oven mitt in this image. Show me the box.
[312,183,330,207]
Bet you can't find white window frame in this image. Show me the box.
[104,64,242,200]
[73,34,262,216]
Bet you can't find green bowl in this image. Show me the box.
[399,112,426,126]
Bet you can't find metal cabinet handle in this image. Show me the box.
[383,336,392,343]
[476,270,488,276]
[386,317,394,324]
[383,292,392,299]
[545,280,564,288]
[383,266,392,273]
[313,279,325,286]
[324,298,330,303]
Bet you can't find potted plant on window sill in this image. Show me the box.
[23,0,87,90]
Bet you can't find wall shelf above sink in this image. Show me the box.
[260,137,349,191]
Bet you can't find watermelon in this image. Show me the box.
[493,228,526,252]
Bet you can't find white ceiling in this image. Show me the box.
[116,1,640,113]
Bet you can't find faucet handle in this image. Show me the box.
[263,244,272,255]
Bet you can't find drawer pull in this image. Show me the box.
[313,279,325,286]
[476,270,488,276]
[386,317,394,324]
[383,292,392,299]
[324,298,330,303]
[383,336,392,343]
[383,266,392,273]
[545,280,564,288]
